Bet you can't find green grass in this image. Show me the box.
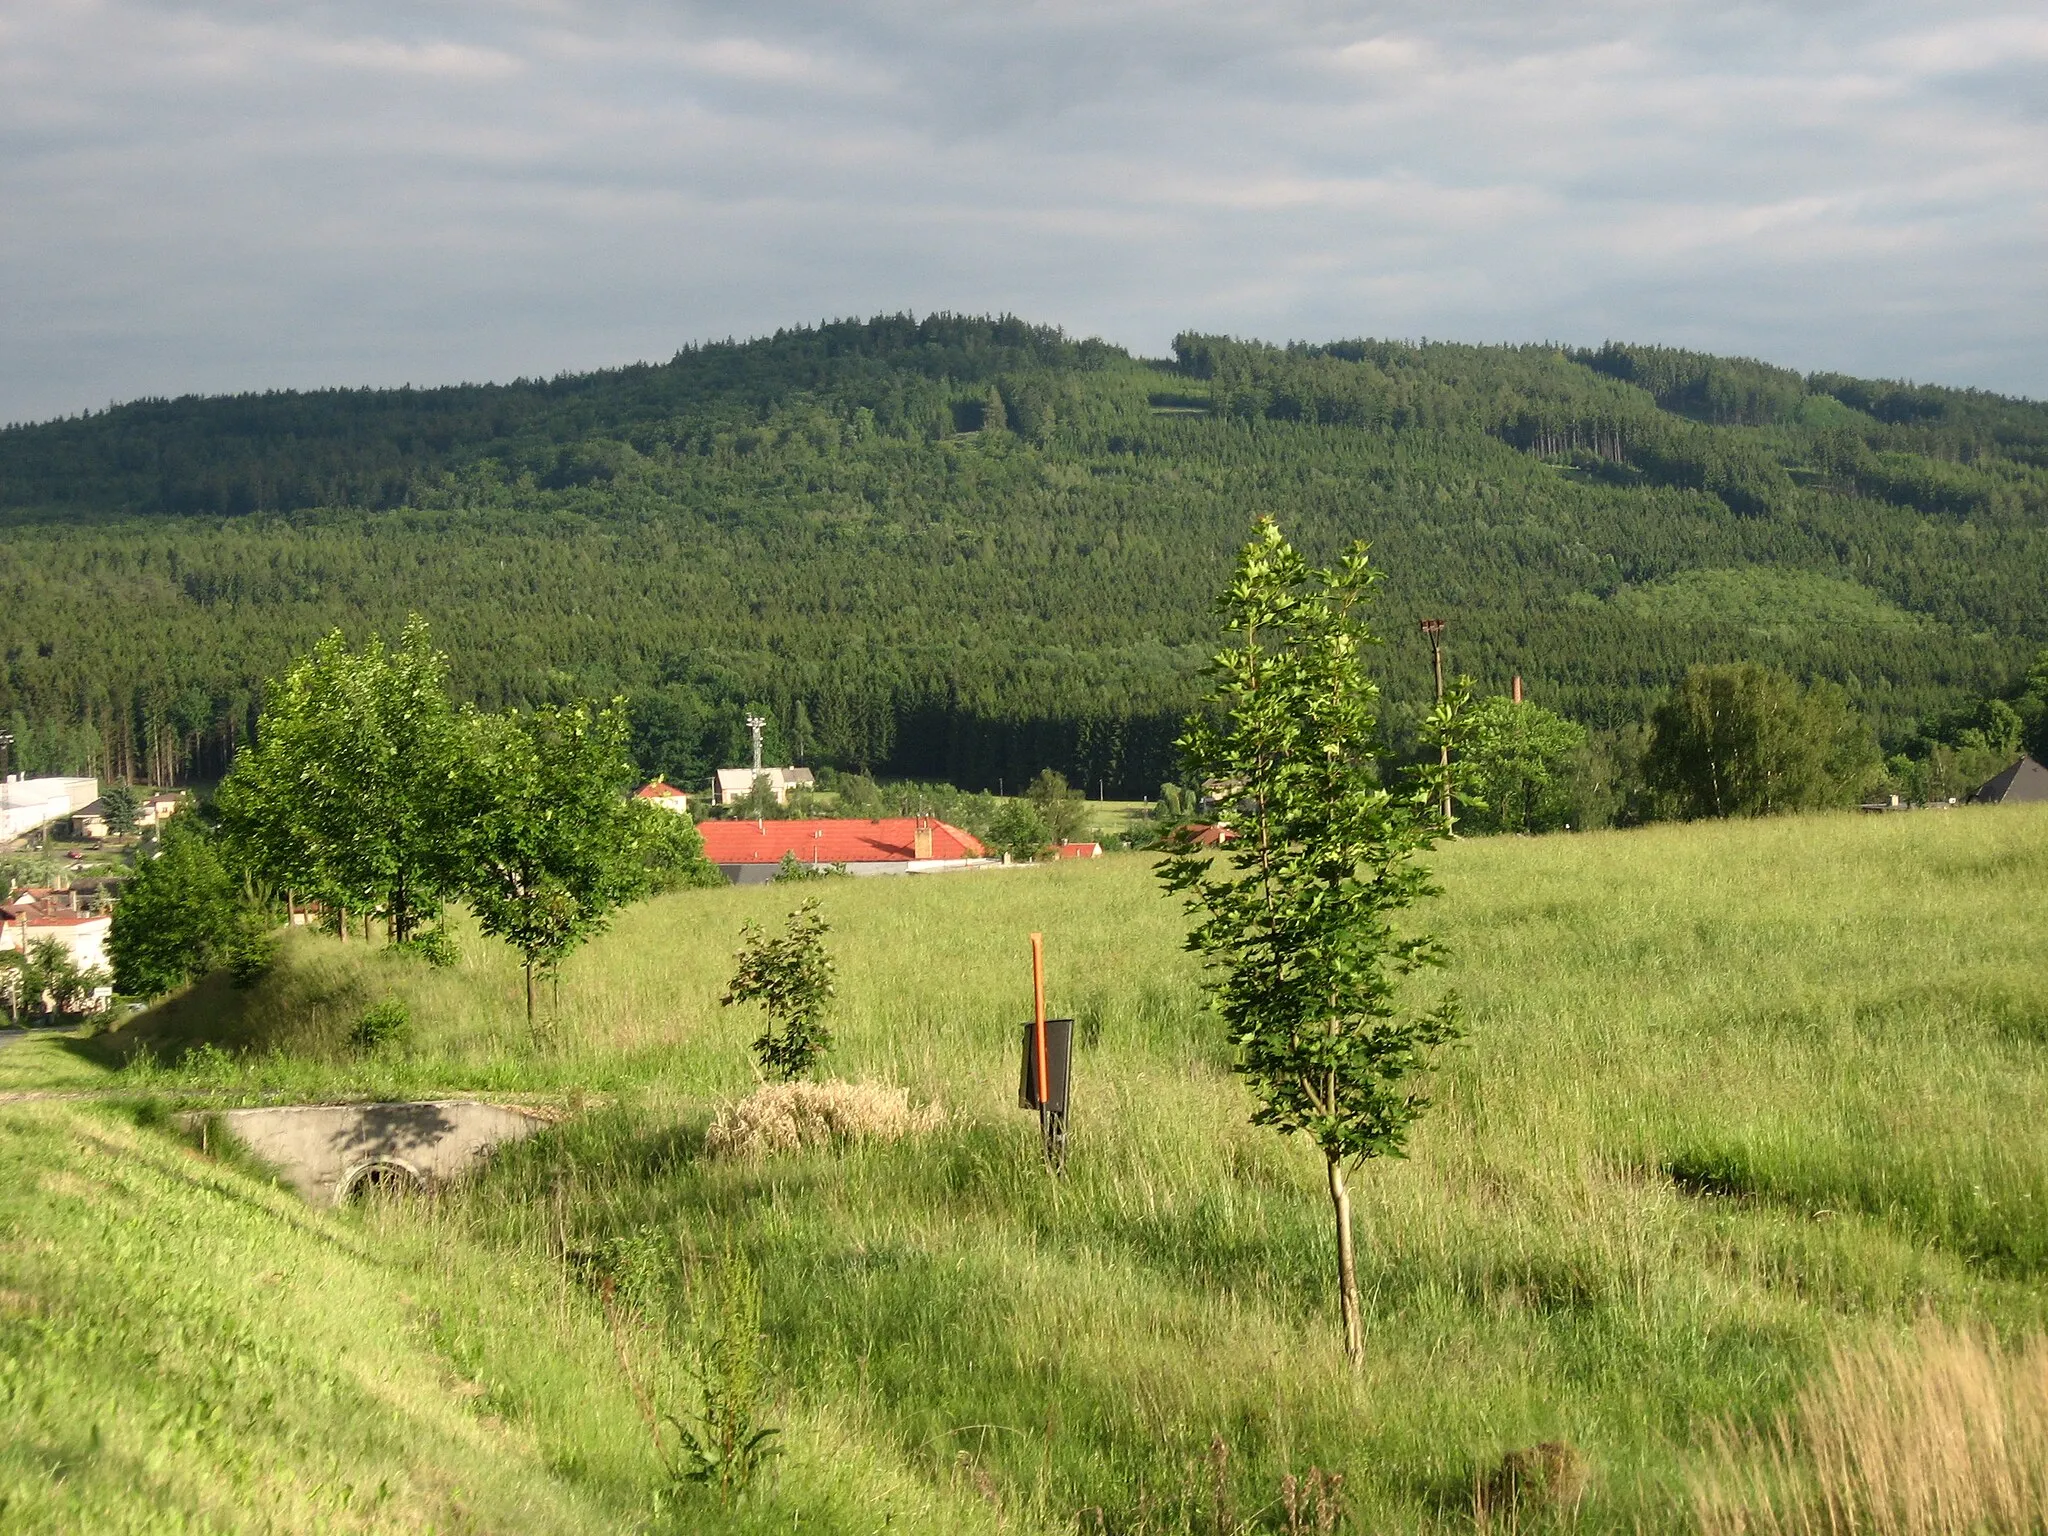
[6,806,2048,1531]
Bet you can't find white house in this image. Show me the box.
[2,890,113,1009]
[633,780,695,816]
[710,766,816,808]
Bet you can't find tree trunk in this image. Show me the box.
[337,906,347,944]
[1326,1155,1363,1369]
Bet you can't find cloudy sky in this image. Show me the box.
[2,0,2043,424]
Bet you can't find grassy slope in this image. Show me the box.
[6,805,2048,1531]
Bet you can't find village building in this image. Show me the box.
[2,889,115,1010]
[1052,841,1103,859]
[1972,754,2048,805]
[0,775,99,843]
[696,817,990,885]
[710,766,817,808]
[71,788,185,840]
[633,779,695,816]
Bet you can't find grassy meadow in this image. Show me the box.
[4,804,2048,1532]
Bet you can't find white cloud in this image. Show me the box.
[0,0,2043,422]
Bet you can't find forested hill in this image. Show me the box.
[2,313,2045,795]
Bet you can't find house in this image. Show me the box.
[696,818,990,885]
[70,788,183,840]
[634,779,694,816]
[3,890,114,998]
[1972,754,2048,805]
[711,766,816,808]
[139,791,183,827]
[1052,841,1103,859]
[0,775,99,843]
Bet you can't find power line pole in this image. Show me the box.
[1419,619,1453,834]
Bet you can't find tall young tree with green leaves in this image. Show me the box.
[1159,518,1461,1368]
[452,700,642,1032]
[217,617,460,942]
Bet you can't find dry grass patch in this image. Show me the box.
[703,1079,946,1159]
[1693,1321,2048,1535]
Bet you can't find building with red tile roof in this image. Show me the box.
[634,779,694,814]
[696,818,990,885]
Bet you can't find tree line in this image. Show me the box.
[109,621,719,1026]
[3,315,2044,797]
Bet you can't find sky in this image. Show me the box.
[2,0,2044,425]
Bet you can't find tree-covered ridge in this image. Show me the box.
[1,315,2043,794]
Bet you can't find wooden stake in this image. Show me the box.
[1030,932,1048,1106]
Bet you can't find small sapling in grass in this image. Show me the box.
[722,899,836,1081]
[1160,517,1462,1369]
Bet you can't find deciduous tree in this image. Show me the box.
[1160,518,1460,1369]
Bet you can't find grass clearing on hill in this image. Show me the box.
[6,805,2048,1531]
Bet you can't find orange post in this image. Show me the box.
[1030,932,1048,1106]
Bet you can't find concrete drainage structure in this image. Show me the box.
[189,1100,553,1206]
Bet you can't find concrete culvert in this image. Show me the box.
[341,1160,427,1202]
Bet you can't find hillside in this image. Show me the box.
[7,806,2048,1531]
[2,317,2046,792]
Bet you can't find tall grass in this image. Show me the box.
[1692,1322,2048,1534]
[13,803,2048,1530]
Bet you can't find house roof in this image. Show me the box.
[696,818,987,865]
[1972,754,2048,805]
[1053,842,1102,858]
[635,781,689,800]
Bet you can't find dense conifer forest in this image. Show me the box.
[2,314,2044,794]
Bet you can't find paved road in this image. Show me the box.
[0,1022,82,1050]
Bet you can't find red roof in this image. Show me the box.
[696,818,986,865]
[1053,842,1102,858]
[636,781,689,800]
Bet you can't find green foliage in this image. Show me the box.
[984,800,1052,862]
[107,815,250,998]
[98,783,140,835]
[769,850,845,883]
[1644,663,1880,818]
[5,317,2046,799]
[1160,518,1461,1364]
[349,998,412,1051]
[667,1248,781,1507]
[215,617,461,943]
[1458,697,1590,834]
[1024,768,1087,844]
[451,699,644,1029]
[722,899,835,1081]
[626,800,722,895]
[16,936,107,1018]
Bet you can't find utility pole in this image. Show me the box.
[0,731,12,848]
[746,714,766,775]
[1419,619,1452,834]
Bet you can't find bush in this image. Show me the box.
[703,1080,945,1159]
[349,999,411,1051]
[394,926,459,968]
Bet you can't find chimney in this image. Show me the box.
[1512,674,1524,704]
[913,818,933,861]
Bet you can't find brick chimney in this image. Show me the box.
[913,818,933,861]
[1512,674,1524,704]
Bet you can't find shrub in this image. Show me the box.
[703,1080,945,1159]
[349,998,411,1051]
[721,900,835,1081]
